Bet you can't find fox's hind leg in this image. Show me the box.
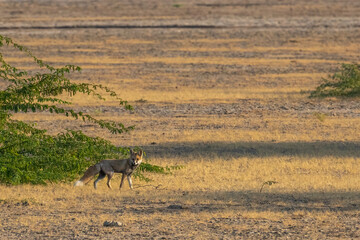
[119,173,126,190]
[94,171,106,189]
[106,172,114,189]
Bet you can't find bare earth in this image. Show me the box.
[1,0,360,239]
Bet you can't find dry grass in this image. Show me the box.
[1,154,360,238]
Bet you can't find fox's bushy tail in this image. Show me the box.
[74,164,100,187]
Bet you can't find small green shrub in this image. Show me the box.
[310,63,360,98]
[0,35,175,185]
[312,112,327,122]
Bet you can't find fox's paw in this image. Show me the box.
[74,180,84,187]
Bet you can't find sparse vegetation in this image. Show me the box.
[135,98,148,104]
[313,112,327,122]
[259,180,278,193]
[310,63,360,98]
[172,3,182,8]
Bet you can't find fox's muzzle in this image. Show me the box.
[132,161,140,167]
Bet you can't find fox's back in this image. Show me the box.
[100,159,129,173]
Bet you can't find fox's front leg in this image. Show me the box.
[127,175,133,189]
[106,172,114,189]
[119,173,126,190]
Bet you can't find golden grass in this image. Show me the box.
[17,38,156,47]
[4,56,341,66]
[170,44,360,56]
[172,38,248,43]
[142,156,360,193]
[115,87,304,102]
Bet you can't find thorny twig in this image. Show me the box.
[259,181,278,193]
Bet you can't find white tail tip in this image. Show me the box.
[74,180,84,187]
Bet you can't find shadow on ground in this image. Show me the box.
[142,141,360,160]
[121,190,360,214]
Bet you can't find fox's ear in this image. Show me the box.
[138,150,143,156]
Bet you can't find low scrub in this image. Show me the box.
[310,63,360,98]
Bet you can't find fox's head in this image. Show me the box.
[130,149,143,167]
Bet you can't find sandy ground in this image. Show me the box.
[1,0,360,239]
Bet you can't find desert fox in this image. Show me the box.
[74,149,143,190]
